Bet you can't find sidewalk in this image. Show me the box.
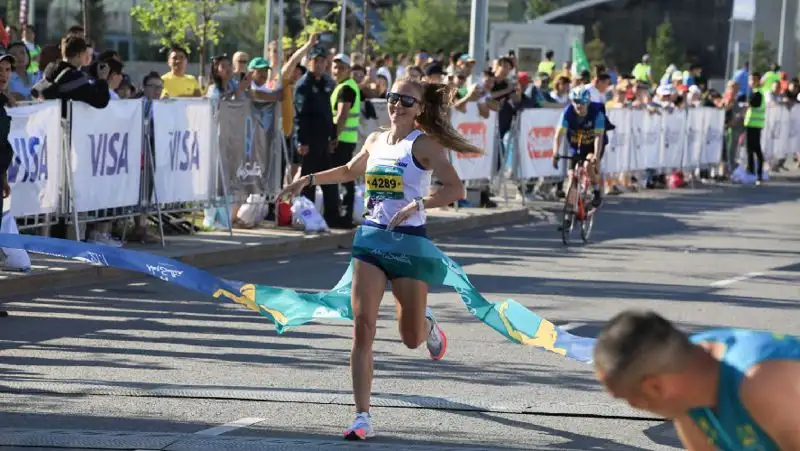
[0,204,534,298]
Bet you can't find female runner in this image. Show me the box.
[279,76,482,440]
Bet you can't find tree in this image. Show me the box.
[380,0,468,55]
[132,0,233,81]
[85,0,106,50]
[745,32,777,74]
[5,0,18,28]
[526,0,555,19]
[646,18,679,83]
[584,22,607,70]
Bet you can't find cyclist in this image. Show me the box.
[551,85,606,209]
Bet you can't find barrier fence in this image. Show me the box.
[6,97,799,242]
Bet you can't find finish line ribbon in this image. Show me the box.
[0,229,596,363]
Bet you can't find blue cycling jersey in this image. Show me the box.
[687,328,800,451]
[557,102,606,154]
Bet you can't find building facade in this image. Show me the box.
[538,0,735,78]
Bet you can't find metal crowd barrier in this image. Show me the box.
[6,97,796,243]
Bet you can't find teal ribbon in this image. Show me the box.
[0,228,597,363]
[246,226,596,363]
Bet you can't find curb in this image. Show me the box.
[1,207,530,299]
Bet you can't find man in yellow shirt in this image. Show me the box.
[161,46,201,98]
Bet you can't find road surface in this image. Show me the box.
[1,181,798,450]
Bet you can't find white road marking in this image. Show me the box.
[710,272,764,288]
[558,322,586,331]
[193,417,267,436]
[135,417,268,448]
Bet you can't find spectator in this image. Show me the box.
[206,54,246,100]
[0,51,12,317]
[424,63,444,84]
[687,84,703,107]
[414,49,429,68]
[161,45,201,98]
[405,65,423,81]
[549,75,571,104]
[683,64,702,88]
[765,80,784,105]
[7,41,40,101]
[116,77,135,99]
[269,34,314,187]
[232,51,250,77]
[129,71,162,244]
[36,44,60,77]
[32,36,110,110]
[587,72,612,103]
[744,72,765,186]
[632,54,653,86]
[537,50,556,78]
[20,24,39,74]
[734,62,749,100]
[394,53,409,80]
[374,54,392,92]
[294,46,340,227]
[761,64,781,95]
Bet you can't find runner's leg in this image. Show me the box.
[391,277,446,360]
[346,259,387,439]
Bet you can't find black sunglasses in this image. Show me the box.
[387,92,420,107]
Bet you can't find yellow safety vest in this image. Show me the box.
[633,63,650,82]
[537,60,555,75]
[330,78,361,144]
[744,93,766,129]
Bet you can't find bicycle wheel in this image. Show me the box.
[561,181,578,245]
[581,195,595,243]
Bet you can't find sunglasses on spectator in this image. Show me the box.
[387,92,419,107]
[146,84,163,90]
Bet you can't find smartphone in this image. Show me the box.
[239,72,246,81]
[318,31,335,49]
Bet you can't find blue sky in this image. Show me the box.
[733,0,756,20]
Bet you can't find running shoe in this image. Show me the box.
[344,412,375,440]
[425,307,447,360]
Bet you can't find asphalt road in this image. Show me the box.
[1,180,798,450]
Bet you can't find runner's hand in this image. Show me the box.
[2,181,9,198]
[277,176,309,202]
[387,202,417,231]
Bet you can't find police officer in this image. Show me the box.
[294,46,342,227]
[330,53,360,227]
[744,72,766,185]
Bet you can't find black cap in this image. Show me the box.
[0,52,15,66]
[425,63,443,76]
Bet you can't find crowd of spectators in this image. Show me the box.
[2,22,798,246]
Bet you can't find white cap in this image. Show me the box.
[333,53,351,67]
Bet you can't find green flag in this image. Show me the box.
[571,39,590,76]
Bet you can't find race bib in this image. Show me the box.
[365,165,404,200]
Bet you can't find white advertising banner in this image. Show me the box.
[763,104,792,160]
[449,103,496,180]
[517,108,562,179]
[6,101,62,217]
[604,108,632,173]
[685,108,705,168]
[70,100,143,212]
[659,111,686,169]
[152,99,214,203]
[701,107,725,166]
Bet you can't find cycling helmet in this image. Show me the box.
[569,85,591,105]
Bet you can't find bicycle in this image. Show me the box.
[555,154,597,245]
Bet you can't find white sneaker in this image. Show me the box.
[88,232,123,248]
[344,412,375,440]
[425,307,447,361]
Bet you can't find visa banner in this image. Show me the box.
[152,99,214,204]
[6,101,62,217]
[70,100,143,212]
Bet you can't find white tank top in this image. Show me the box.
[363,130,431,227]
